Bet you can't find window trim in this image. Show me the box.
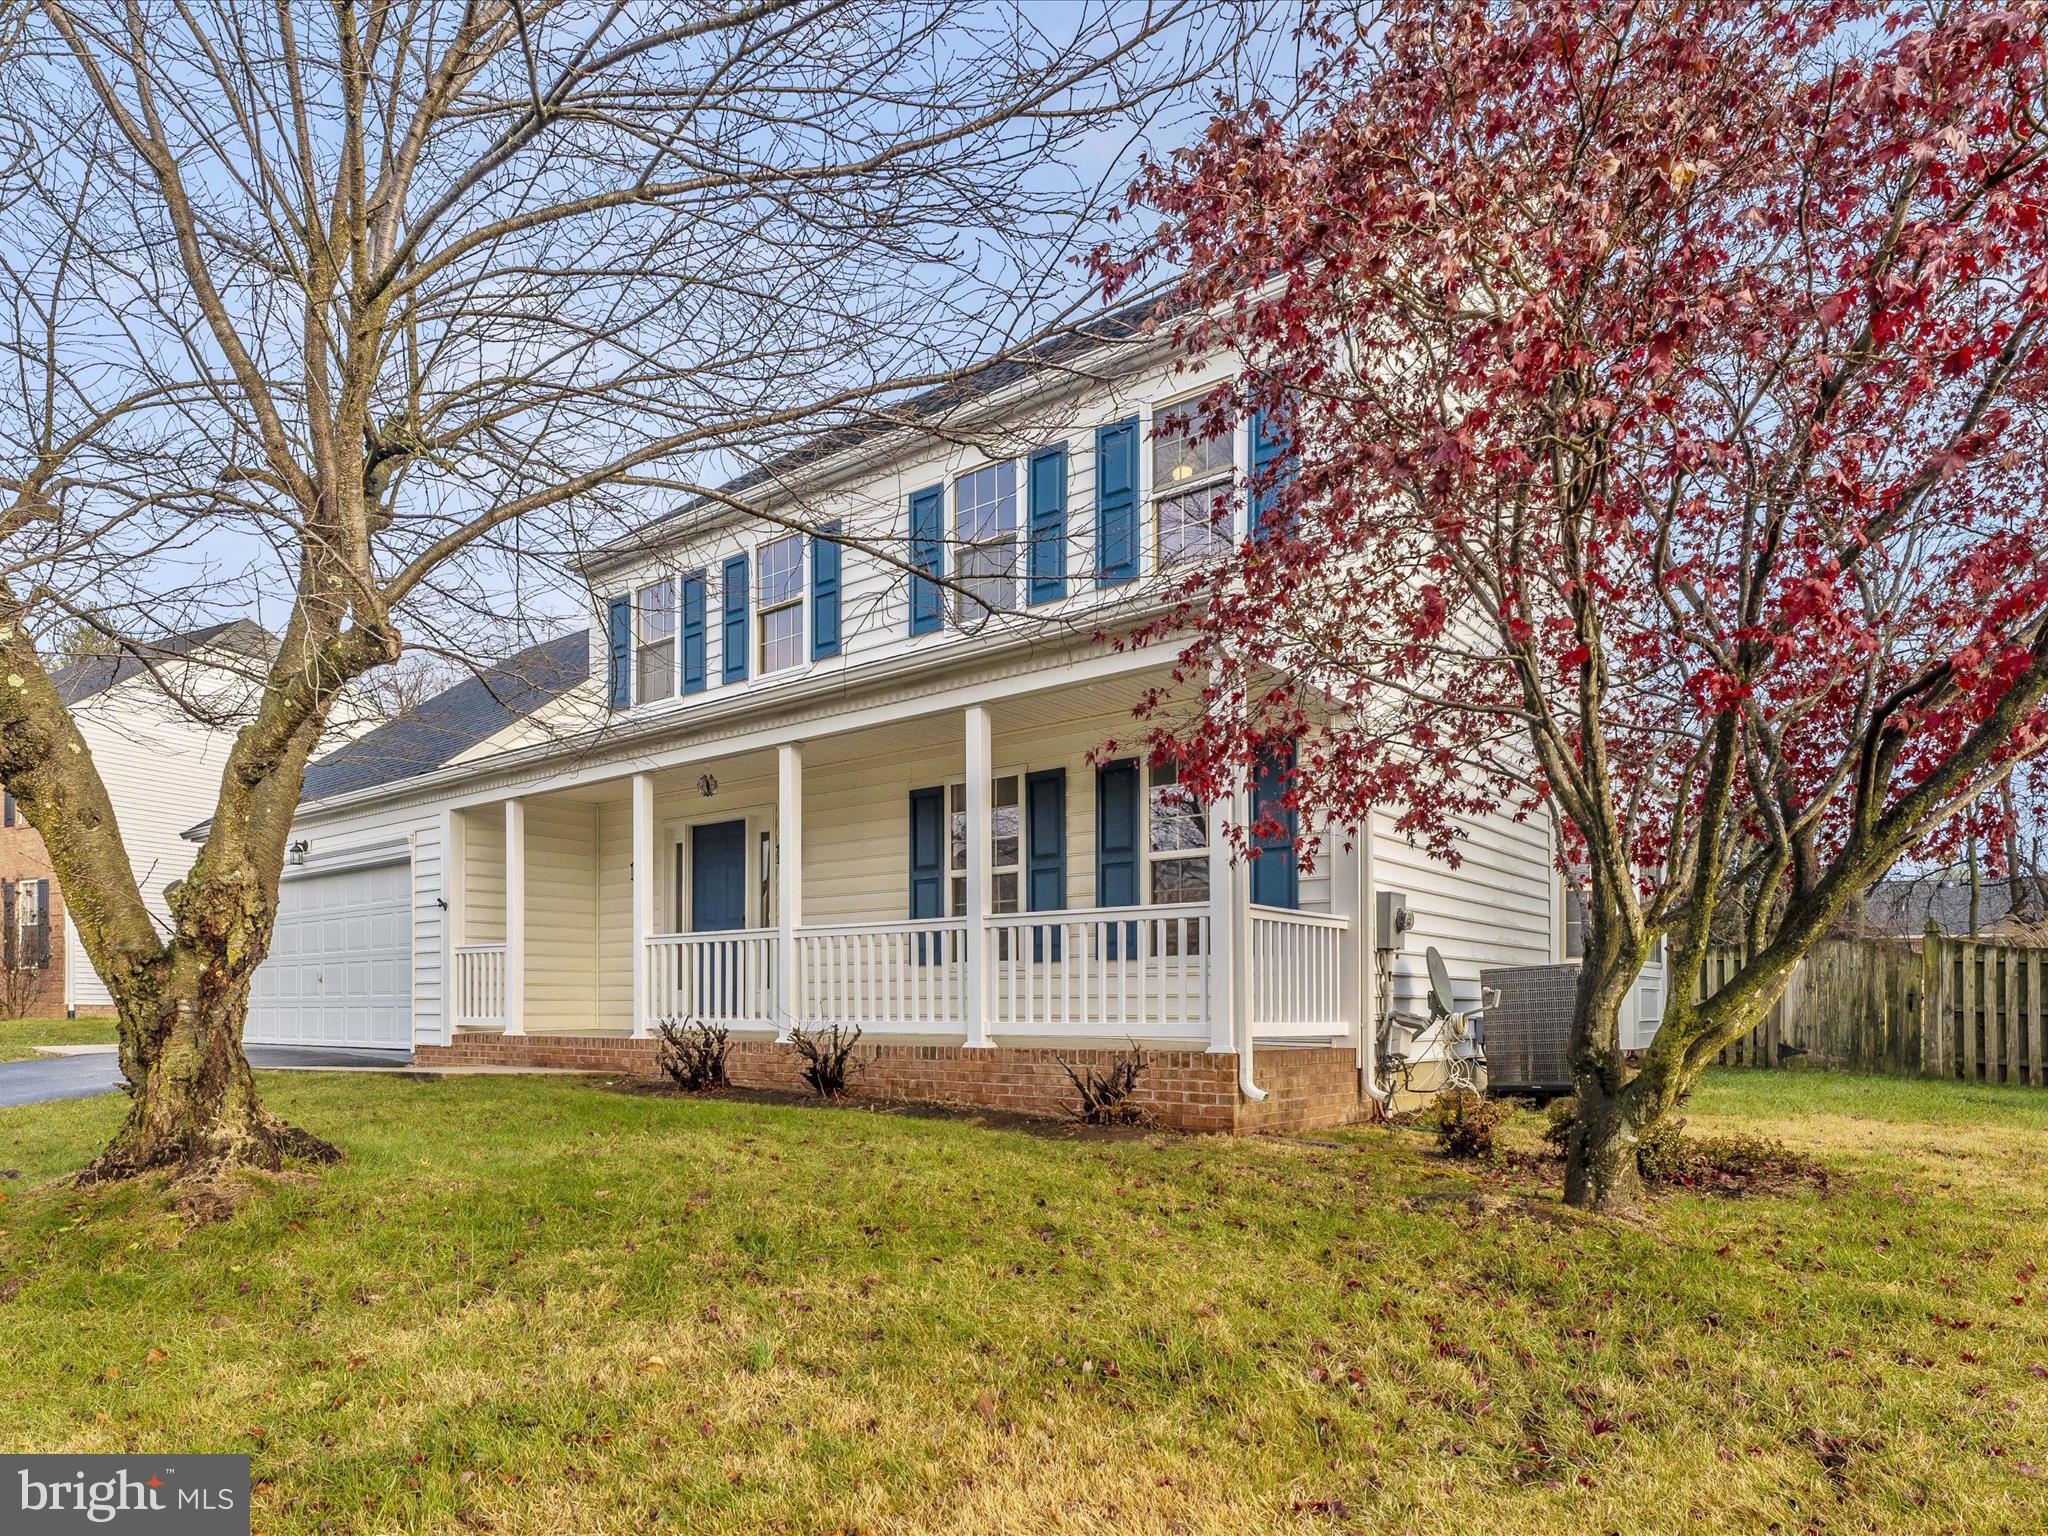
[951,458,1020,623]
[1148,390,1237,570]
[634,578,676,704]
[755,533,805,674]
[1143,760,1210,907]
[944,770,1024,917]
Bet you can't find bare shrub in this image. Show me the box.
[654,1019,730,1092]
[1059,1050,1148,1126]
[789,1023,864,1098]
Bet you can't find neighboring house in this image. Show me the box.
[240,322,1564,1130]
[0,621,270,1018]
[0,790,60,1016]
[1858,875,2041,939]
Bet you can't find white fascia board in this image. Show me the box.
[287,622,1186,827]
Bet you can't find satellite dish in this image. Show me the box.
[1425,946,1458,1021]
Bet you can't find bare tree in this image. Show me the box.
[0,0,1258,1181]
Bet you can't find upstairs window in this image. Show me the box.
[635,581,675,704]
[1152,397,1234,567]
[757,535,804,673]
[954,461,1018,619]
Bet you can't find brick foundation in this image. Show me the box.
[414,1032,1371,1134]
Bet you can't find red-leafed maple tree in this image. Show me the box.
[1096,0,2048,1208]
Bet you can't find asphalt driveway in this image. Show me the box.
[0,1045,414,1108]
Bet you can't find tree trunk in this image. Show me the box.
[1564,1068,1644,1212]
[1562,940,1646,1213]
[82,975,337,1182]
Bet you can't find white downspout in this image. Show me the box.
[1233,780,1265,1102]
[1358,810,1390,1110]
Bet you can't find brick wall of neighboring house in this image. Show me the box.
[413,1033,1373,1134]
[0,796,73,1018]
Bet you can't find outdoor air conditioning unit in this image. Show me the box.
[1477,963,1581,1097]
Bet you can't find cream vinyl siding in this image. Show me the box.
[462,808,507,943]
[522,799,600,1031]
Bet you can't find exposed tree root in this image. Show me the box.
[76,1111,341,1189]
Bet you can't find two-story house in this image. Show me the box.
[242,327,1564,1129]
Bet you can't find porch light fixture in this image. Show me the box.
[288,839,309,867]
[696,773,718,798]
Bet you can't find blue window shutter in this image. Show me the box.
[908,485,944,635]
[811,522,842,660]
[1250,740,1300,908]
[1094,417,1139,586]
[605,595,632,709]
[1027,445,1068,604]
[1026,768,1066,962]
[908,787,947,916]
[720,553,749,684]
[680,571,707,694]
[1095,758,1140,960]
[1250,404,1297,542]
[907,784,949,972]
[1026,769,1067,912]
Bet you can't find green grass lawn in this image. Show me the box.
[1,1069,2044,1535]
[0,1014,116,1062]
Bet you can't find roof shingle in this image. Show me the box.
[298,631,590,804]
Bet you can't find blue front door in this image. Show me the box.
[688,820,750,1020]
[691,820,749,932]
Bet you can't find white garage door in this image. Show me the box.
[247,859,413,1048]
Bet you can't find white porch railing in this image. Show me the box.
[1251,906,1349,1035]
[987,904,1211,1035]
[644,930,777,1028]
[627,907,1350,1042]
[454,943,507,1027]
[794,918,968,1030]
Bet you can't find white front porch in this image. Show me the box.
[441,674,1365,1053]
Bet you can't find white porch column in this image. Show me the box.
[631,772,654,1038]
[504,797,526,1036]
[1205,788,1237,1054]
[776,742,803,1042]
[962,704,994,1048]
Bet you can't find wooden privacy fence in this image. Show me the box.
[1700,933,2048,1086]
